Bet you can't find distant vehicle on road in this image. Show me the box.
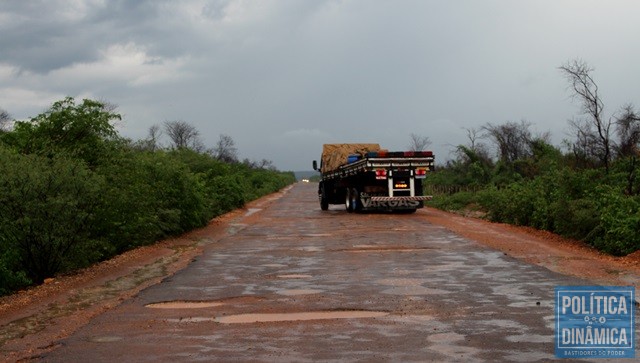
[313,144,434,213]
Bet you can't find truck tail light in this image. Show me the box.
[375,170,387,180]
[415,169,427,178]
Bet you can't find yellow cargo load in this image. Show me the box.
[321,143,381,173]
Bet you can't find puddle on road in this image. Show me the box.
[146,301,225,309]
[277,289,323,296]
[377,278,426,286]
[506,334,553,343]
[244,208,262,217]
[382,286,450,296]
[277,274,312,279]
[428,332,465,343]
[226,223,247,235]
[214,310,389,324]
[89,336,123,343]
[167,317,217,323]
[342,245,433,253]
[146,295,264,310]
[297,246,323,252]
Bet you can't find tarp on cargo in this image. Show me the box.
[321,143,381,173]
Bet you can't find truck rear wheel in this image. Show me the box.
[345,188,353,213]
[351,188,362,212]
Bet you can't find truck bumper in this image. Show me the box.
[361,196,432,210]
[369,196,433,202]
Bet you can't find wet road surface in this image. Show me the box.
[42,183,611,362]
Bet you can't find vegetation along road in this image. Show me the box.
[2,182,640,362]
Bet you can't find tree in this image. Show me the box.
[1,97,121,167]
[463,127,481,151]
[242,158,276,170]
[560,59,612,171]
[0,108,11,132]
[482,120,533,164]
[615,104,640,158]
[163,120,203,151]
[135,124,163,151]
[257,159,276,170]
[408,133,431,151]
[213,134,238,163]
[614,104,640,195]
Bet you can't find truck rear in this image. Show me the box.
[312,144,435,212]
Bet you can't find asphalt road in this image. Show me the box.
[42,183,606,362]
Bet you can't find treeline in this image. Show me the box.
[425,60,640,256]
[0,97,295,295]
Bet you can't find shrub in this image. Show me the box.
[0,248,31,295]
[427,191,478,211]
[0,147,102,283]
[592,186,640,256]
[552,198,600,241]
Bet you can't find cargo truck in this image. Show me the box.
[312,144,435,212]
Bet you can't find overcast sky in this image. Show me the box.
[2,0,640,170]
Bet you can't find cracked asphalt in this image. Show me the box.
[39,183,628,362]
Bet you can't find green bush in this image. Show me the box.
[591,186,640,256]
[552,198,600,241]
[207,174,247,215]
[0,247,31,295]
[426,191,478,211]
[477,182,536,226]
[93,151,184,253]
[0,98,297,296]
[0,147,102,283]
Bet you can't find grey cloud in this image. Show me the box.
[2,0,640,170]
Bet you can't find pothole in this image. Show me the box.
[167,317,217,323]
[146,296,263,309]
[297,246,323,252]
[428,332,465,343]
[146,301,225,309]
[277,274,312,279]
[277,289,323,296]
[377,278,426,286]
[340,246,433,253]
[214,310,389,324]
[89,336,124,343]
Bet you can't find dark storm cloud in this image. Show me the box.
[2,0,640,170]
[0,0,192,73]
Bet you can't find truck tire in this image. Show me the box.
[320,197,329,211]
[351,188,362,212]
[320,184,329,211]
[345,188,353,213]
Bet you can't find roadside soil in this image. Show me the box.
[422,207,640,287]
[1,187,639,361]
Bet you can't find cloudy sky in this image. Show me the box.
[2,0,640,170]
